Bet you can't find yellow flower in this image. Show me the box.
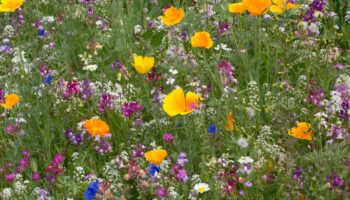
[84,118,110,137]
[225,112,234,131]
[228,2,247,14]
[242,0,271,16]
[1,94,20,109]
[131,56,155,75]
[270,0,300,14]
[0,0,25,12]
[162,88,201,117]
[144,149,167,165]
[288,122,313,141]
[160,7,185,26]
[191,31,214,49]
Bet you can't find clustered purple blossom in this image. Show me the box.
[64,80,81,99]
[171,163,189,183]
[303,0,326,22]
[11,8,25,29]
[122,101,142,118]
[45,153,64,184]
[216,164,240,193]
[132,144,146,158]
[292,167,305,187]
[0,88,5,104]
[81,79,94,101]
[97,93,114,114]
[325,173,347,192]
[326,123,348,143]
[163,133,174,143]
[0,150,31,182]
[95,138,113,154]
[217,22,230,35]
[307,82,325,106]
[217,60,237,86]
[111,60,128,77]
[64,129,87,145]
[177,152,188,166]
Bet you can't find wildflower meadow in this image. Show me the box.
[1,0,350,199]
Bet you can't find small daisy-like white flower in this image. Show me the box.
[194,183,210,194]
[83,64,98,71]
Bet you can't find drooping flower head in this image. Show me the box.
[131,56,155,75]
[144,149,167,165]
[160,7,185,26]
[191,31,214,49]
[0,0,25,12]
[84,118,110,137]
[1,94,20,109]
[162,87,201,117]
[288,122,313,141]
[225,112,234,131]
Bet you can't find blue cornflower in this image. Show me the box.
[207,123,218,134]
[149,164,160,177]
[84,180,99,200]
[38,28,46,37]
[43,75,53,84]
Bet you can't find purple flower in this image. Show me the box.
[97,93,114,114]
[303,0,326,23]
[32,172,41,181]
[163,133,174,143]
[122,101,142,118]
[5,172,17,181]
[157,187,168,198]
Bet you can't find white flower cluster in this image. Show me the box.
[256,126,285,162]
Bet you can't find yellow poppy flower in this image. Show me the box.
[242,0,271,16]
[160,7,185,27]
[162,88,201,117]
[0,0,25,12]
[1,94,20,109]
[131,56,155,75]
[84,118,110,137]
[144,149,167,165]
[225,112,234,131]
[228,2,247,14]
[288,122,313,141]
[191,31,214,49]
[270,0,300,14]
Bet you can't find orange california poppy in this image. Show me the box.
[162,88,201,117]
[228,2,247,14]
[160,7,185,26]
[144,149,168,165]
[242,0,271,16]
[0,0,25,12]
[1,94,20,109]
[191,31,214,49]
[288,122,313,141]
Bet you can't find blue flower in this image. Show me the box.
[149,164,160,177]
[84,180,99,200]
[38,28,46,37]
[207,123,218,134]
[43,75,53,84]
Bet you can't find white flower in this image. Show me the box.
[1,188,12,200]
[83,64,98,71]
[134,25,143,34]
[238,156,254,164]
[237,138,248,148]
[194,183,210,194]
